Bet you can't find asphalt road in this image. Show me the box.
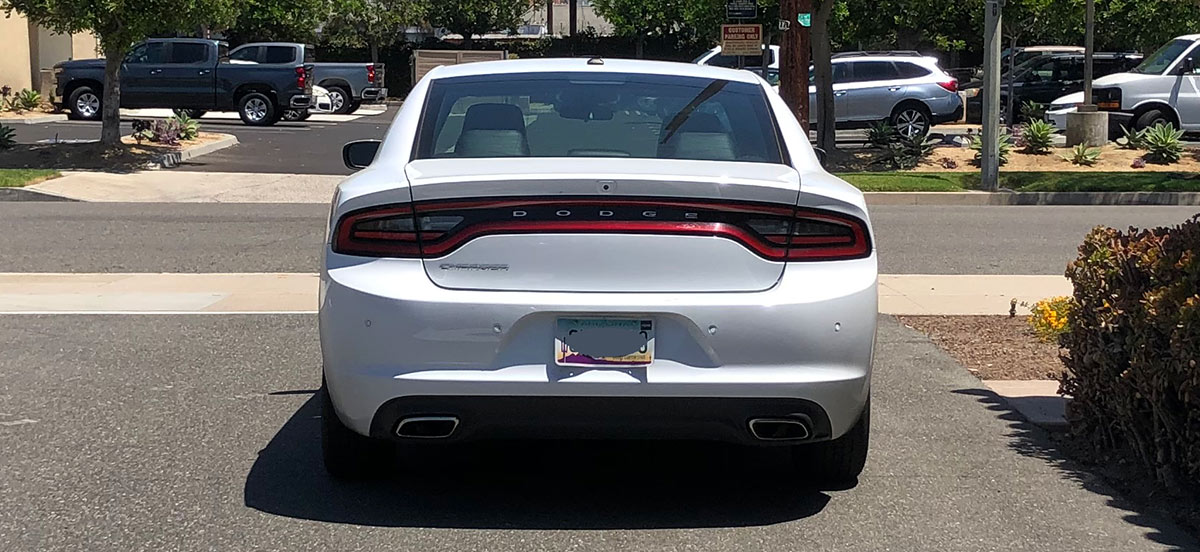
[10,107,397,175]
[0,314,1191,551]
[1,202,1195,274]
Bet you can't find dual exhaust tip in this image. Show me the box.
[395,416,459,438]
[395,415,812,441]
[748,417,812,441]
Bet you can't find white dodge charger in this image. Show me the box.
[320,57,878,483]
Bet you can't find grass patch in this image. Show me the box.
[837,171,1200,193]
[0,169,60,188]
[836,172,970,192]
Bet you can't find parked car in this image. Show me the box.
[321,58,876,483]
[52,38,313,126]
[228,42,385,115]
[1047,34,1200,132]
[694,44,780,70]
[804,52,961,138]
[962,52,1143,123]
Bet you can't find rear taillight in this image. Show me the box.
[937,79,958,93]
[295,66,306,90]
[332,199,871,262]
[367,64,376,84]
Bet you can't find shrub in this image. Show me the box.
[1021,119,1055,154]
[867,121,896,148]
[0,85,11,111]
[887,135,937,170]
[1117,124,1146,150]
[1060,216,1200,487]
[1063,143,1102,166]
[1142,123,1184,164]
[1026,296,1072,342]
[1020,100,1046,122]
[131,118,182,146]
[937,156,958,169]
[0,123,14,149]
[1131,156,1146,169]
[14,88,41,111]
[172,113,200,141]
[970,132,1011,166]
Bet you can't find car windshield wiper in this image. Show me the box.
[659,80,729,144]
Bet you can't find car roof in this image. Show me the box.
[425,57,764,84]
[1018,46,1085,52]
[1036,52,1143,59]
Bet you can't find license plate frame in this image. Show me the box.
[554,317,654,368]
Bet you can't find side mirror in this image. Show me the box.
[343,140,381,170]
[812,146,827,166]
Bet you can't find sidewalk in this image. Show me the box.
[28,171,343,202]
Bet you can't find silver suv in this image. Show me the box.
[762,52,963,138]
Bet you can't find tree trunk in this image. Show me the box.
[370,42,379,63]
[546,0,554,35]
[635,34,645,59]
[463,33,474,50]
[811,0,837,152]
[780,0,812,131]
[569,0,578,36]
[101,42,124,147]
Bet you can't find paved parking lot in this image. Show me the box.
[11,105,397,175]
[1,314,1193,551]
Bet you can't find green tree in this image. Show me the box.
[1,0,237,146]
[591,0,681,58]
[224,0,332,44]
[428,0,534,49]
[323,0,428,61]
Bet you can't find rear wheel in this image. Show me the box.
[891,103,932,139]
[67,86,101,121]
[792,400,869,485]
[347,100,362,114]
[281,109,310,122]
[238,92,278,126]
[1135,108,1176,130]
[327,86,352,114]
[321,380,393,480]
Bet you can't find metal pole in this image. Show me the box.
[1083,0,1094,105]
[981,0,1002,191]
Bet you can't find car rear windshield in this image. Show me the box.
[414,72,785,164]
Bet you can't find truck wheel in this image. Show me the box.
[238,92,278,126]
[327,86,352,114]
[347,100,362,114]
[281,109,310,122]
[1135,108,1176,131]
[173,109,206,119]
[67,86,102,121]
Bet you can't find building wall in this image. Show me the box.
[0,12,34,90]
[71,33,99,60]
[525,1,615,37]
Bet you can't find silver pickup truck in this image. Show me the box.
[228,42,385,114]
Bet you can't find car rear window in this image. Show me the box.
[895,62,931,78]
[414,72,785,164]
[265,46,296,64]
[169,43,208,64]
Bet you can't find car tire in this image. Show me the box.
[238,92,278,126]
[327,86,353,115]
[1135,108,1176,131]
[347,100,362,114]
[321,380,393,480]
[281,109,310,122]
[890,103,932,139]
[173,109,206,119]
[67,86,102,121]
[792,400,869,485]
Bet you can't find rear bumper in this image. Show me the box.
[289,94,314,108]
[319,253,878,442]
[360,87,387,102]
[369,395,834,445]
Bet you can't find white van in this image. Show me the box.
[1047,34,1200,131]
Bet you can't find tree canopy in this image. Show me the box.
[322,0,428,60]
[428,0,534,48]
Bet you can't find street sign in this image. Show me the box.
[720,24,763,56]
[797,13,812,27]
[726,0,757,20]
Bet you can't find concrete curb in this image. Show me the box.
[865,191,1200,206]
[0,187,76,201]
[157,134,238,168]
[0,113,68,125]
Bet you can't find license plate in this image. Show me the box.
[554,318,654,367]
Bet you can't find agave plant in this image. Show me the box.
[0,123,15,149]
[887,135,937,170]
[14,88,42,111]
[866,120,896,148]
[1116,124,1146,150]
[172,113,200,141]
[970,132,1012,166]
[1142,123,1184,164]
[1063,143,1102,166]
[1021,119,1055,154]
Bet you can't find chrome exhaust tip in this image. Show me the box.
[395,416,459,438]
[748,418,812,441]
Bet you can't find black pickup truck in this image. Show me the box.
[52,38,314,126]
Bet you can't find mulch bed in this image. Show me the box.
[0,133,225,171]
[897,315,1064,380]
